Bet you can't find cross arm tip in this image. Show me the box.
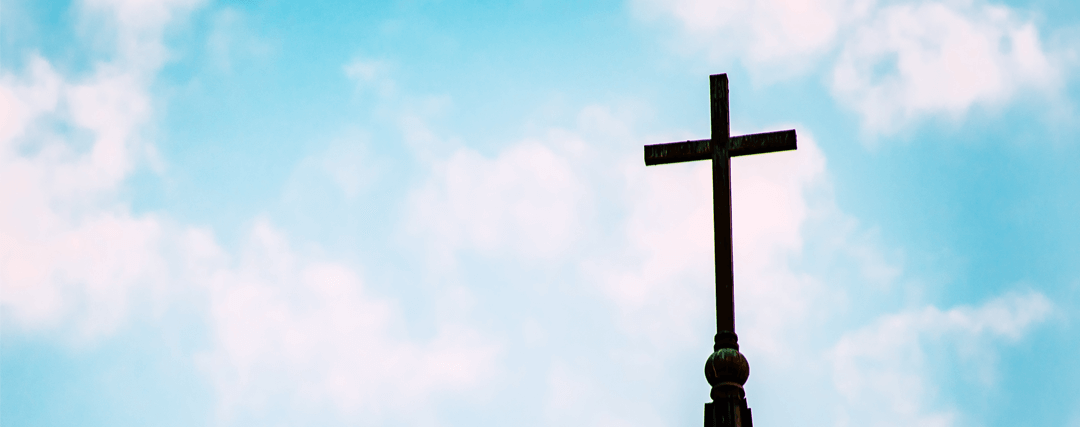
[729,129,797,157]
[644,139,713,166]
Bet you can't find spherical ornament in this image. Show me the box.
[704,348,749,386]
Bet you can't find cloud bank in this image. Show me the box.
[1,1,501,423]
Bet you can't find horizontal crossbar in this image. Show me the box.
[644,129,797,166]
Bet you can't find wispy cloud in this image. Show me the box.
[831,291,1052,427]
[344,56,397,98]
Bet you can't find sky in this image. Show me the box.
[2,0,1080,426]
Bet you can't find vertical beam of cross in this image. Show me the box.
[710,74,736,342]
[643,74,796,349]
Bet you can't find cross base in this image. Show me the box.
[704,332,752,427]
[704,389,753,427]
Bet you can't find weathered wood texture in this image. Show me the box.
[643,130,796,166]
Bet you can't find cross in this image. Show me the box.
[643,73,796,427]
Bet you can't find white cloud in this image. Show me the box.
[0,0,208,341]
[633,0,1064,135]
[0,56,62,144]
[406,130,589,263]
[80,0,206,71]
[630,0,869,75]
[197,218,501,424]
[0,54,165,340]
[730,130,830,356]
[344,57,397,98]
[832,1,1060,135]
[207,7,273,73]
[831,291,1052,427]
[587,145,715,350]
[282,132,383,203]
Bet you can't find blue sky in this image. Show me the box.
[2,0,1079,426]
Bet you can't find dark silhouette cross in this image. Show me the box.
[643,73,796,427]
